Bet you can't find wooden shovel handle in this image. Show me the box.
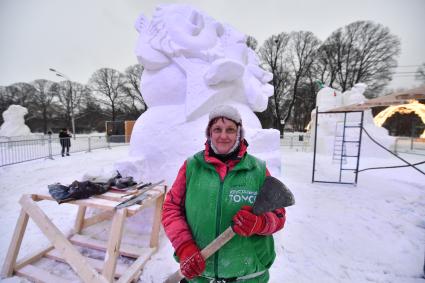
[164,227,235,283]
[200,227,235,259]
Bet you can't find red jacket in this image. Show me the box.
[161,141,286,252]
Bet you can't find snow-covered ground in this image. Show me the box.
[0,145,424,282]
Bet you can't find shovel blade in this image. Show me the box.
[252,176,295,215]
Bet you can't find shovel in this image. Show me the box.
[164,176,295,283]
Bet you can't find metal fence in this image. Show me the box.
[394,137,425,156]
[0,135,129,167]
[281,132,311,151]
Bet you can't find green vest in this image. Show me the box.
[185,151,276,279]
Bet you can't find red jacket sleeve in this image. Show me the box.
[161,161,195,252]
[257,167,286,235]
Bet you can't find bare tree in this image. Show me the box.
[121,64,146,114]
[0,86,10,124]
[315,43,339,88]
[282,31,321,130]
[31,79,58,133]
[56,81,89,129]
[259,33,291,132]
[415,63,425,83]
[290,81,317,131]
[6,82,36,106]
[321,21,401,97]
[89,68,127,121]
[77,96,109,133]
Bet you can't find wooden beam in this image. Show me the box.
[69,234,145,259]
[45,249,128,277]
[82,210,113,229]
[102,208,126,282]
[15,264,74,283]
[96,192,129,202]
[14,245,54,270]
[19,195,108,283]
[15,229,72,270]
[115,248,157,283]
[150,190,165,248]
[74,206,87,233]
[1,208,29,277]
[33,194,121,210]
[32,194,55,201]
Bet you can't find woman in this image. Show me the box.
[162,105,286,282]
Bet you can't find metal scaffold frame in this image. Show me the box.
[312,107,364,185]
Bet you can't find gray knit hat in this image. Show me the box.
[206,105,244,139]
[208,105,242,124]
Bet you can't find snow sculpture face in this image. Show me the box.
[134,4,273,118]
[152,5,224,56]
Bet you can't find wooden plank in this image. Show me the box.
[34,189,164,216]
[46,249,128,277]
[74,206,87,233]
[125,190,165,217]
[116,247,157,283]
[14,245,54,270]
[19,195,108,283]
[15,264,74,283]
[95,191,128,202]
[82,210,113,229]
[124,204,144,216]
[1,208,29,277]
[32,194,55,201]
[102,209,126,282]
[150,189,165,248]
[70,234,144,259]
[33,194,119,210]
[67,198,121,210]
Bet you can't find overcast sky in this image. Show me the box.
[1,0,424,91]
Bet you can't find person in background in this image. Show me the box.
[162,105,287,282]
[59,128,71,157]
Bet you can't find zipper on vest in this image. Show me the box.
[214,180,224,278]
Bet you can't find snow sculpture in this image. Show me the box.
[0,105,32,137]
[316,86,343,112]
[311,83,394,155]
[346,84,394,154]
[116,4,280,185]
[342,83,367,106]
[310,86,343,153]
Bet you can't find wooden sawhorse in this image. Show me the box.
[1,185,166,283]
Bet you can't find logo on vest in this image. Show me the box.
[229,189,257,204]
